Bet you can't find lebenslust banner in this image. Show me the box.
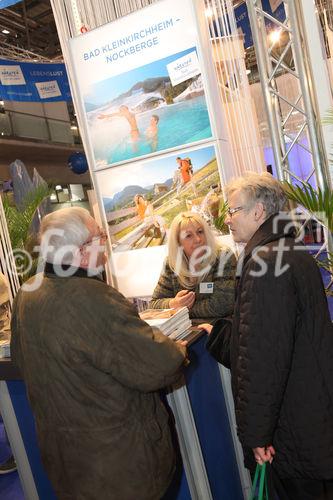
[0,59,71,102]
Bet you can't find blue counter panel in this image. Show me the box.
[6,381,56,500]
[185,336,243,500]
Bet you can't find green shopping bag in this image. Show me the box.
[250,462,269,500]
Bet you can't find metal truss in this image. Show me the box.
[0,42,56,62]
[247,0,333,289]
[246,0,331,191]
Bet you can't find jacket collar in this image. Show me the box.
[44,262,103,281]
[242,212,297,266]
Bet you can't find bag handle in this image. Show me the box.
[250,463,269,500]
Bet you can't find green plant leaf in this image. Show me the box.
[283,181,333,232]
[213,200,229,233]
[3,185,51,281]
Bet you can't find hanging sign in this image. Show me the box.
[69,0,213,168]
[0,59,71,102]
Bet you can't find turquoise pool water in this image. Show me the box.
[93,95,212,166]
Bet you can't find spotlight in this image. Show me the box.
[269,30,281,44]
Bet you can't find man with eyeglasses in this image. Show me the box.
[10,207,187,500]
[204,172,333,499]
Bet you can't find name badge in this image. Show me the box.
[199,282,214,294]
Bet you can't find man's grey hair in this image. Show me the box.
[225,172,287,218]
[40,207,93,264]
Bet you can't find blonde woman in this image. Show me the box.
[150,212,236,320]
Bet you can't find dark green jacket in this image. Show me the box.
[150,246,236,320]
[11,266,185,500]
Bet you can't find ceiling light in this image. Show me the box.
[269,30,281,44]
[2,29,10,35]
[70,125,78,130]
[0,101,4,106]
[55,185,63,191]
[246,69,251,75]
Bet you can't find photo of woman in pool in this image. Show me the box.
[83,47,212,167]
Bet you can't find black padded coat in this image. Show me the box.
[214,215,333,479]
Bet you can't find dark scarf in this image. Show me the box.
[44,262,103,282]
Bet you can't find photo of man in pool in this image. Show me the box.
[98,106,140,152]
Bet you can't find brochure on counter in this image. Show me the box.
[139,307,192,340]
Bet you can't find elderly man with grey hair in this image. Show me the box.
[203,172,333,499]
[10,207,187,500]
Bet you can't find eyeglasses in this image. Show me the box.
[227,206,245,217]
[83,228,108,246]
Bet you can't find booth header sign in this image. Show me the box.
[0,60,71,102]
[69,0,213,168]
[70,0,201,92]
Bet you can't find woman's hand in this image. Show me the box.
[197,323,213,335]
[169,290,195,309]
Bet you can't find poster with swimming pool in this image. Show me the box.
[95,144,224,253]
[69,0,213,169]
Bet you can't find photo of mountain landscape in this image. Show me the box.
[95,144,223,252]
[83,46,212,167]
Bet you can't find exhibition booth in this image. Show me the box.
[0,0,332,498]
[0,0,255,498]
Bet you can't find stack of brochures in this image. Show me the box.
[0,339,10,358]
[139,307,192,341]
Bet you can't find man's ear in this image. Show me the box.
[254,202,265,221]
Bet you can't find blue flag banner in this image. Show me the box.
[0,0,22,8]
[0,60,72,102]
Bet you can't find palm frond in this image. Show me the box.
[213,200,229,233]
[322,109,333,126]
[3,185,51,281]
[283,181,333,233]
[316,252,333,273]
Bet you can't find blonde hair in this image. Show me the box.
[226,172,287,217]
[168,212,219,288]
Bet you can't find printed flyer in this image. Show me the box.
[95,144,223,252]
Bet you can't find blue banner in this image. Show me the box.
[0,60,72,102]
[0,0,21,8]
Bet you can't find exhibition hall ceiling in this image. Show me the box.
[0,0,61,60]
